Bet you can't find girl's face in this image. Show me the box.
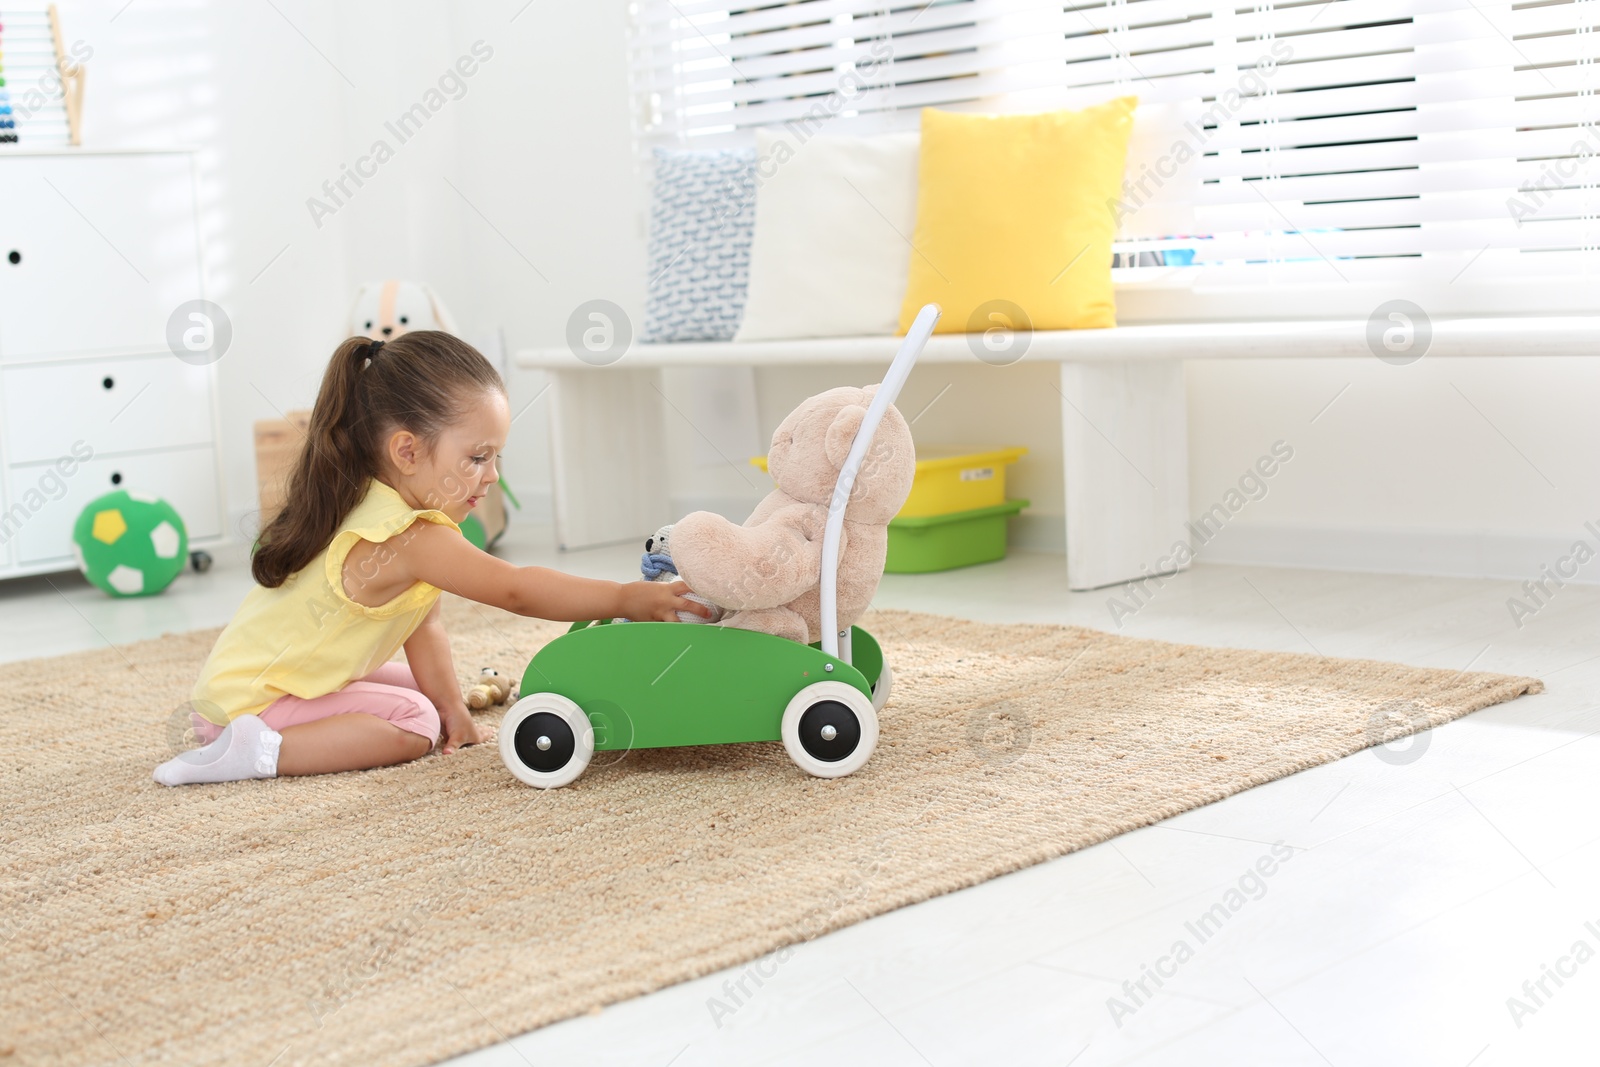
[383,389,512,524]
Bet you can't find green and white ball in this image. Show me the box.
[71,490,188,597]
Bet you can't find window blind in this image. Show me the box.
[627,0,1600,293]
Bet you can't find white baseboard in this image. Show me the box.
[507,488,553,523]
[1196,520,1600,585]
[414,493,1591,590]
[1011,512,1066,554]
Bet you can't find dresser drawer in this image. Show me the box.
[0,153,203,361]
[7,446,222,565]
[2,354,214,464]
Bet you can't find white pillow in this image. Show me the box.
[735,129,919,342]
[1116,101,1204,240]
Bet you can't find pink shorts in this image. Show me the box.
[193,662,440,746]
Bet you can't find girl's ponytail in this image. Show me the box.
[251,331,503,588]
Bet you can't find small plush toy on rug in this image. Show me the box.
[664,384,915,643]
[465,667,518,710]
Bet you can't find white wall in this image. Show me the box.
[1186,355,1600,581]
[426,0,653,531]
[64,0,1600,583]
[60,0,567,540]
[62,0,361,542]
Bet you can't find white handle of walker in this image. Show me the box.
[819,302,942,660]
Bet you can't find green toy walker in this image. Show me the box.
[497,304,942,788]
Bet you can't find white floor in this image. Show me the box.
[6,526,1597,1067]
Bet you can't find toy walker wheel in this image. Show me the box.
[871,658,893,714]
[782,681,878,779]
[499,693,593,789]
[189,549,213,573]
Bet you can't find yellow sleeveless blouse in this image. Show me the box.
[191,478,460,725]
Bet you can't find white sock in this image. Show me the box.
[153,714,282,786]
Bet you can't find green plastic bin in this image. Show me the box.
[885,499,1029,573]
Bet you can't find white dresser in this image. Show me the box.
[0,148,226,580]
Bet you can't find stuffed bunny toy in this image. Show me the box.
[349,280,459,340]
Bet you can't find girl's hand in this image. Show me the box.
[620,579,714,622]
[439,704,491,755]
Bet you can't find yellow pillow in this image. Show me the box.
[897,97,1137,334]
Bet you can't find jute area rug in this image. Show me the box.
[1,597,1541,1066]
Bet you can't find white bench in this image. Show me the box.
[517,316,1600,590]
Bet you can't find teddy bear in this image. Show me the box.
[666,383,915,644]
[466,667,517,710]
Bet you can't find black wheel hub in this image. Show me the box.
[798,700,861,762]
[513,711,576,773]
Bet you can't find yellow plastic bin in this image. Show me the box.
[898,447,1028,518]
[750,446,1027,518]
[751,446,1029,574]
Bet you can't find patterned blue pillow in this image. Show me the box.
[644,147,756,342]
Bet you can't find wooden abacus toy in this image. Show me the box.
[0,4,86,146]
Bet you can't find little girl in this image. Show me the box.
[153,330,707,786]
